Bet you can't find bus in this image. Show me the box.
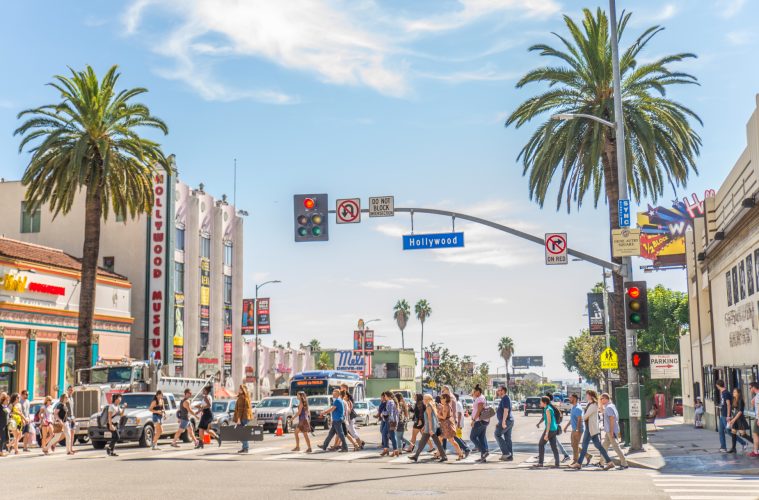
[289,370,366,401]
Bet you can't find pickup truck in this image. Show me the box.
[87,392,184,449]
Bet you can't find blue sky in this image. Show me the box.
[1,0,758,380]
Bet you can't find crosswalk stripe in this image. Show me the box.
[669,496,758,500]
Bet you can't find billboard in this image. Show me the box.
[512,356,544,369]
[638,190,715,267]
[147,168,169,362]
[334,350,368,375]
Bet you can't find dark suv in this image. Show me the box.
[523,396,542,416]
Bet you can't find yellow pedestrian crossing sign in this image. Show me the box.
[600,348,618,370]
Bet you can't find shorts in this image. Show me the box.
[22,424,30,434]
[152,414,163,424]
[179,419,191,430]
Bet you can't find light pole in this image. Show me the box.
[550,0,642,452]
[254,280,281,400]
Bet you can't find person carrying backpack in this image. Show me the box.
[535,392,570,462]
[532,396,560,468]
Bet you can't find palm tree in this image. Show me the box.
[414,299,432,376]
[505,8,701,384]
[15,65,168,378]
[307,339,322,353]
[497,337,515,381]
[393,299,411,349]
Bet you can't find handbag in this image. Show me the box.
[480,406,496,420]
[456,426,463,439]
[53,421,65,434]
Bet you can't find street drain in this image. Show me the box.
[387,491,444,496]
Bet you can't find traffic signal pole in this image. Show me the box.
[609,0,642,452]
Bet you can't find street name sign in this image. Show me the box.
[629,398,642,418]
[618,199,631,227]
[545,233,568,265]
[336,198,361,224]
[650,354,680,379]
[600,347,618,370]
[403,232,464,250]
[611,228,641,257]
[369,196,394,217]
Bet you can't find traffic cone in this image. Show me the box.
[203,433,211,444]
[275,416,284,436]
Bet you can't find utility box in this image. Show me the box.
[615,385,647,446]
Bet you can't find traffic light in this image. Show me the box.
[631,351,650,369]
[294,194,329,242]
[624,281,649,329]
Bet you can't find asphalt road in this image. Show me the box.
[2,414,746,500]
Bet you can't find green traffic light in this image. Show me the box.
[630,312,642,323]
[312,226,322,236]
[298,227,308,237]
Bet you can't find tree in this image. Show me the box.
[316,351,331,370]
[497,336,515,381]
[506,8,701,384]
[637,285,688,414]
[307,339,321,353]
[15,65,168,378]
[393,299,410,349]
[415,299,432,375]
[562,329,606,388]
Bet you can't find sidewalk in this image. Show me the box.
[624,416,759,474]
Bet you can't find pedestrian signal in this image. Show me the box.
[624,281,648,329]
[631,351,650,369]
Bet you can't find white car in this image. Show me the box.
[353,401,374,426]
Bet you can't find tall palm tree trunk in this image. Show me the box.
[602,135,628,386]
[77,187,103,382]
[401,329,405,350]
[419,322,424,380]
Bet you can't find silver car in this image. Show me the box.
[253,396,298,433]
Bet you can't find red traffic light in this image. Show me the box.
[632,353,641,366]
[303,198,316,210]
[631,351,650,369]
[627,286,641,299]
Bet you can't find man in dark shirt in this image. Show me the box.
[493,386,514,461]
[717,379,732,452]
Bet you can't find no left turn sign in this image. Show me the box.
[336,198,361,224]
[545,232,568,265]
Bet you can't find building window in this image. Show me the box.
[175,261,185,293]
[176,227,185,251]
[200,236,210,259]
[65,345,76,389]
[103,256,115,273]
[20,202,41,233]
[224,243,233,267]
[224,275,232,304]
[34,343,51,399]
[0,341,19,394]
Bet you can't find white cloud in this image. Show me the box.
[402,0,561,33]
[726,30,753,45]
[122,0,555,101]
[716,0,747,18]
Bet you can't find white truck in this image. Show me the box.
[72,361,213,443]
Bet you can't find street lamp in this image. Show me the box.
[551,113,616,129]
[254,280,282,400]
[360,319,380,381]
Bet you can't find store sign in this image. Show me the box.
[650,354,680,379]
[148,170,168,361]
[245,365,256,383]
[173,293,185,375]
[335,350,366,373]
[276,363,292,374]
[200,258,210,348]
[197,350,219,376]
[256,298,271,335]
[2,274,66,296]
[223,305,233,373]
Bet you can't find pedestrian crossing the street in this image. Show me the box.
[650,473,759,500]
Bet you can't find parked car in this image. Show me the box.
[88,392,180,449]
[673,397,683,416]
[211,399,236,431]
[511,399,520,411]
[560,398,573,415]
[253,396,299,433]
[490,398,501,410]
[523,396,542,415]
[459,396,474,415]
[368,397,383,424]
[307,395,333,430]
[353,400,375,426]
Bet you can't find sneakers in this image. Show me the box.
[237,449,249,454]
[748,451,759,457]
[317,445,327,452]
[603,462,615,470]
[499,454,512,461]
[719,448,728,453]
[561,455,571,463]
